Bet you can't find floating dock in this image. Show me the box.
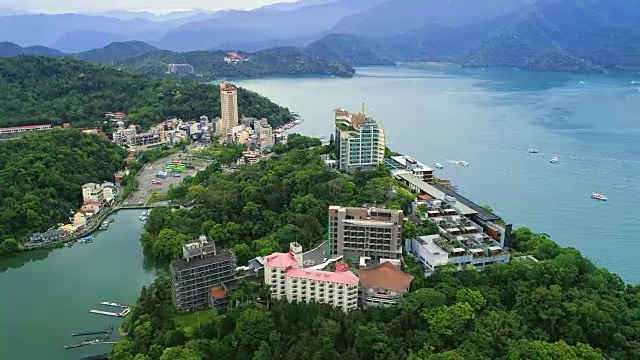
[89,301,131,317]
[100,301,128,308]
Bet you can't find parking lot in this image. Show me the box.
[125,155,204,206]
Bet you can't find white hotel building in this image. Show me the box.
[264,243,359,312]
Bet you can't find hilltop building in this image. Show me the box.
[358,261,413,308]
[0,123,52,136]
[167,63,195,74]
[405,198,511,277]
[327,206,404,262]
[169,236,237,312]
[264,243,359,313]
[112,125,137,146]
[82,182,117,204]
[334,103,386,173]
[216,82,239,142]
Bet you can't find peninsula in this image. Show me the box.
[110,104,640,360]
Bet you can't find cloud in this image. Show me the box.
[0,0,287,13]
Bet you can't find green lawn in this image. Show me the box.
[173,309,216,328]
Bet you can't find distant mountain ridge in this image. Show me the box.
[1,0,638,73]
[0,40,355,79]
[307,0,640,72]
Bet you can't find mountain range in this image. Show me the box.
[308,0,640,72]
[0,0,638,73]
[0,40,356,79]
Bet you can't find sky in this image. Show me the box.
[0,0,289,13]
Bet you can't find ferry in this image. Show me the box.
[591,192,608,201]
[435,163,443,169]
[528,149,539,153]
[550,156,559,163]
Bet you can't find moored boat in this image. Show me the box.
[435,162,443,169]
[550,156,559,163]
[591,192,608,201]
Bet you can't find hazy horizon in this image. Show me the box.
[0,0,291,14]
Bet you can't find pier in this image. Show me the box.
[89,301,131,317]
[72,324,114,337]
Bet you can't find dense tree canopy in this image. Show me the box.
[0,56,293,129]
[117,46,356,80]
[0,129,127,251]
[113,227,640,360]
[141,135,414,265]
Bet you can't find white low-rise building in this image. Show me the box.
[390,155,434,183]
[82,182,117,204]
[264,243,359,312]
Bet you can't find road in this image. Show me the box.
[125,155,204,206]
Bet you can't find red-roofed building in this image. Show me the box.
[264,242,359,312]
[0,123,52,135]
[358,261,414,308]
[81,200,102,215]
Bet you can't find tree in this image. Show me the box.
[235,307,275,355]
[160,346,203,360]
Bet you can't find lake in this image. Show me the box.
[236,64,640,283]
[0,209,160,359]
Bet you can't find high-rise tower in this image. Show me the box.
[217,82,239,140]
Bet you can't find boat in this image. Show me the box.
[80,236,94,243]
[591,192,608,201]
[99,222,109,230]
[139,215,147,222]
[435,163,443,169]
[550,156,559,163]
[141,211,148,216]
[528,149,539,153]
[457,160,469,167]
[64,242,73,248]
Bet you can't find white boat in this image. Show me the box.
[139,215,147,221]
[435,163,443,169]
[528,148,539,153]
[550,157,559,163]
[591,192,608,201]
[457,160,469,167]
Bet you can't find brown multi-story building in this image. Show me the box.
[169,236,237,312]
[327,206,404,262]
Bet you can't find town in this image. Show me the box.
[19,81,517,316]
[165,101,516,315]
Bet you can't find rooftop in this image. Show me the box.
[395,173,476,215]
[0,123,52,131]
[170,248,235,271]
[358,261,414,292]
[264,251,299,268]
[209,287,227,300]
[431,183,501,222]
[286,267,359,285]
[390,155,433,172]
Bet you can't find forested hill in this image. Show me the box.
[0,56,292,129]
[0,130,127,254]
[307,0,640,72]
[111,142,640,359]
[84,43,356,79]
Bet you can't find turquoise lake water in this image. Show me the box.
[0,210,160,359]
[236,64,640,283]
